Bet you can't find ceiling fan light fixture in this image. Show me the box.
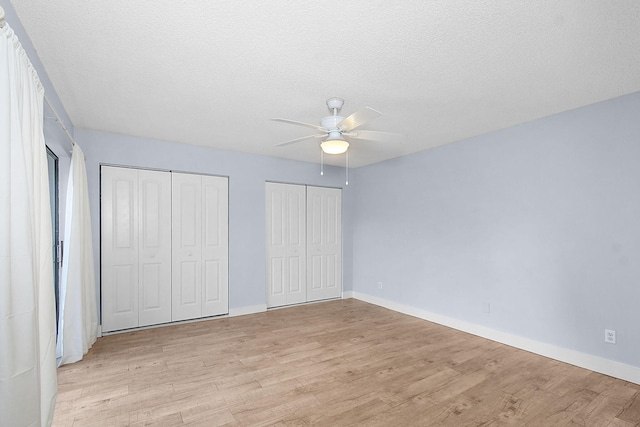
[321,136,349,154]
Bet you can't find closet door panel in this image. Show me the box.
[266,183,306,308]
[307,186,342,302]
[172,173,202,321]
[101,166,139,332]
[286,187,306,304]
[201,175,229,317]
[307,190,322,296]
[112,265,136,315]
[266,183,287,308]
[179,261,199,302]
[138,170,172,327]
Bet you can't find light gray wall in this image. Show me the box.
[351,92,640,367]
[77,129,353,312]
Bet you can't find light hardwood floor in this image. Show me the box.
[53,299,640,426]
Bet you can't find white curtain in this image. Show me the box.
[56,143,98,365]
[0,22,58,427]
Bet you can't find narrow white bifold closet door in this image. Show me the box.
[101,166,172,332]
[307,185,342,302]
[172,173,229,321]
[266,183,341,308]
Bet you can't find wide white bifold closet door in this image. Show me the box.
[266,183,307,307]
[172,173,229,321]
[102,166,228,332]
[266,183,341,308]
[101,166,172,332]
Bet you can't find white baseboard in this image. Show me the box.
[229,304,267,317]
[352,291,640,385]
[342,291,354,299]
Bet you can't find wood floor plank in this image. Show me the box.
[617,391,640,424]
[52,299,640,426]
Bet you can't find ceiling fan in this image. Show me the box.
[271,97,404,155]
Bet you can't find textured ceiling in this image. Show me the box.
[9,1,640,167]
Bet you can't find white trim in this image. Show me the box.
[100,304,267,335]
[342,291,354,299]
[100,315,222,335]
[268,298,339,311]
[229,304,267,317]
[352,291,640,385]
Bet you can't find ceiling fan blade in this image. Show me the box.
[276,134,326,147]
[270,118,326,132]
[347,130,406,143]
[338,106,382,131]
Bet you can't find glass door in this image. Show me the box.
[46,147,60,328]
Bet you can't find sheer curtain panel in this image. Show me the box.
[0,21,58,426]
[57,143,98,365]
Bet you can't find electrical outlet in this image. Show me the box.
[377,282,383,289]
[605,329,616,344]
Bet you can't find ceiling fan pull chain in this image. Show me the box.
[320,147,324,176]
[345,151,349,186]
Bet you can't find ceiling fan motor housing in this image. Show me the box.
[321,115,344,131]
